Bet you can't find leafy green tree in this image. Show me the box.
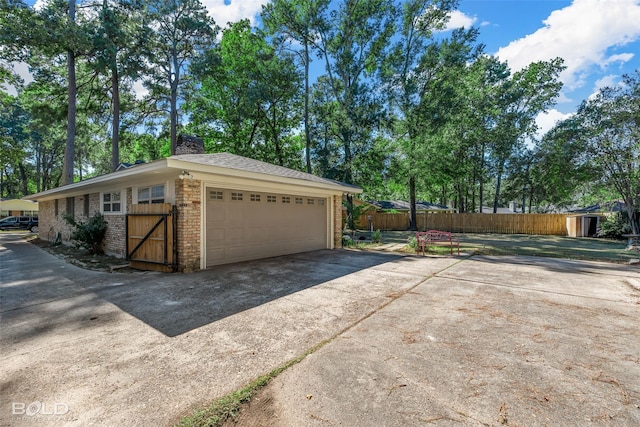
[261,0,330,172]
[381,0,459,227]
[0,0,33,88]
[314,0,396,228]
[417,28,484,214]
[571,71,640,234]
[1,0,93,184]
[0,93,31,197]
[512,117,593,212]
[189,20,303,167]
[91,0,149,170]
[144,0,217,155]
[488,58,564,213]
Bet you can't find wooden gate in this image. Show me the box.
[126,203,177,272]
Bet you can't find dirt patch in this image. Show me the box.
[28,237,137,273]
[221,385,282,427]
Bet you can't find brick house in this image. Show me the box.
[24,153,361,272]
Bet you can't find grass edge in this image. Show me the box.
[177,337,332,427]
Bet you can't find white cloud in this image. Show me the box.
[33,0,46,11]
[2,61,33,96]
[535,109,574,138]
[495,0,640,91]
[593,74,618,91]
[202,0,268,27]
[585,74,627,101]
[132,79,149,100]
[601,52,634,67]
[443,10,477,31]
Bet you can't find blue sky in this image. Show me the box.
[203,0,640,135]
[451,0,640,132]
[18,0,640,135]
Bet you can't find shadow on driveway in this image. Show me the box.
[2,233,409,338]
[92,250,409,337]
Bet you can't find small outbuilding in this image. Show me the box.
[566,214,603,238]
[24,153,361,272]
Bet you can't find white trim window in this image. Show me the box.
[138,185,165,204]
[102,191,122,213]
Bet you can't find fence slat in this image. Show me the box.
[353,212,570,235]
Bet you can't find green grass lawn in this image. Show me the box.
[379,231,638,264]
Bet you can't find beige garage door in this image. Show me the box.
[205,188,328,267]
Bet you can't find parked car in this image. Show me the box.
[0,216,38,232]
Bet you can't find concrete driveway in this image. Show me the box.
[1,234,639,426]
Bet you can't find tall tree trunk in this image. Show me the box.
[626,203,639,235]
[479,141,485,213]
[111,66,120,170]
[409,175,417,230]
[170,80,178,155]
[78,144,83,180]
[170,44,179,155]
[273,107,283,166]
[304,41,311,173]
[36,150,41,192]
[493,164,504,214]
[62,0,76,185]
[18,164,28,195]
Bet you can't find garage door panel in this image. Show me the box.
[246,226,269,241]
[208,227,225,241]
[206,248,225,263]
[208,207,226,222]
[206,188,328,267]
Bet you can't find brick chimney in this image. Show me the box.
[175,134,205,155]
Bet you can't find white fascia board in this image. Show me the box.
[23,160,170,202]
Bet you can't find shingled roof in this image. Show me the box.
[24,152,361,202]
[171,153,361,190]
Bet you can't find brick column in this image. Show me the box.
[175,178,202,272]
[333,194,343,249]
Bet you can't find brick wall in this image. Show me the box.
[333,195,343,248]
[38,199,72,243]
[175,178,201,272]
[38,191,129,258]
[103,189,130,258]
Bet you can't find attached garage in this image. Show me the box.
[24,152,361,272]
[205,188,328,266]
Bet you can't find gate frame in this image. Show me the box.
[126,204,178,272]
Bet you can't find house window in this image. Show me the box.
[318,199,325,206]
[83,194,90,217]
[267,195,276,203]
[209,191,223,200]
[250,194,261,202]
[55,199,59,216]
[231,192,243,201]
[295,197,303,205]
[103,191,122,213]
[307,199,314,205]
[138,185,164,204]
[66,197,75,219]
[282,196,290,204]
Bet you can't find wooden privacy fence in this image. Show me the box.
[126,203,177,272]
[354,212,570,235]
